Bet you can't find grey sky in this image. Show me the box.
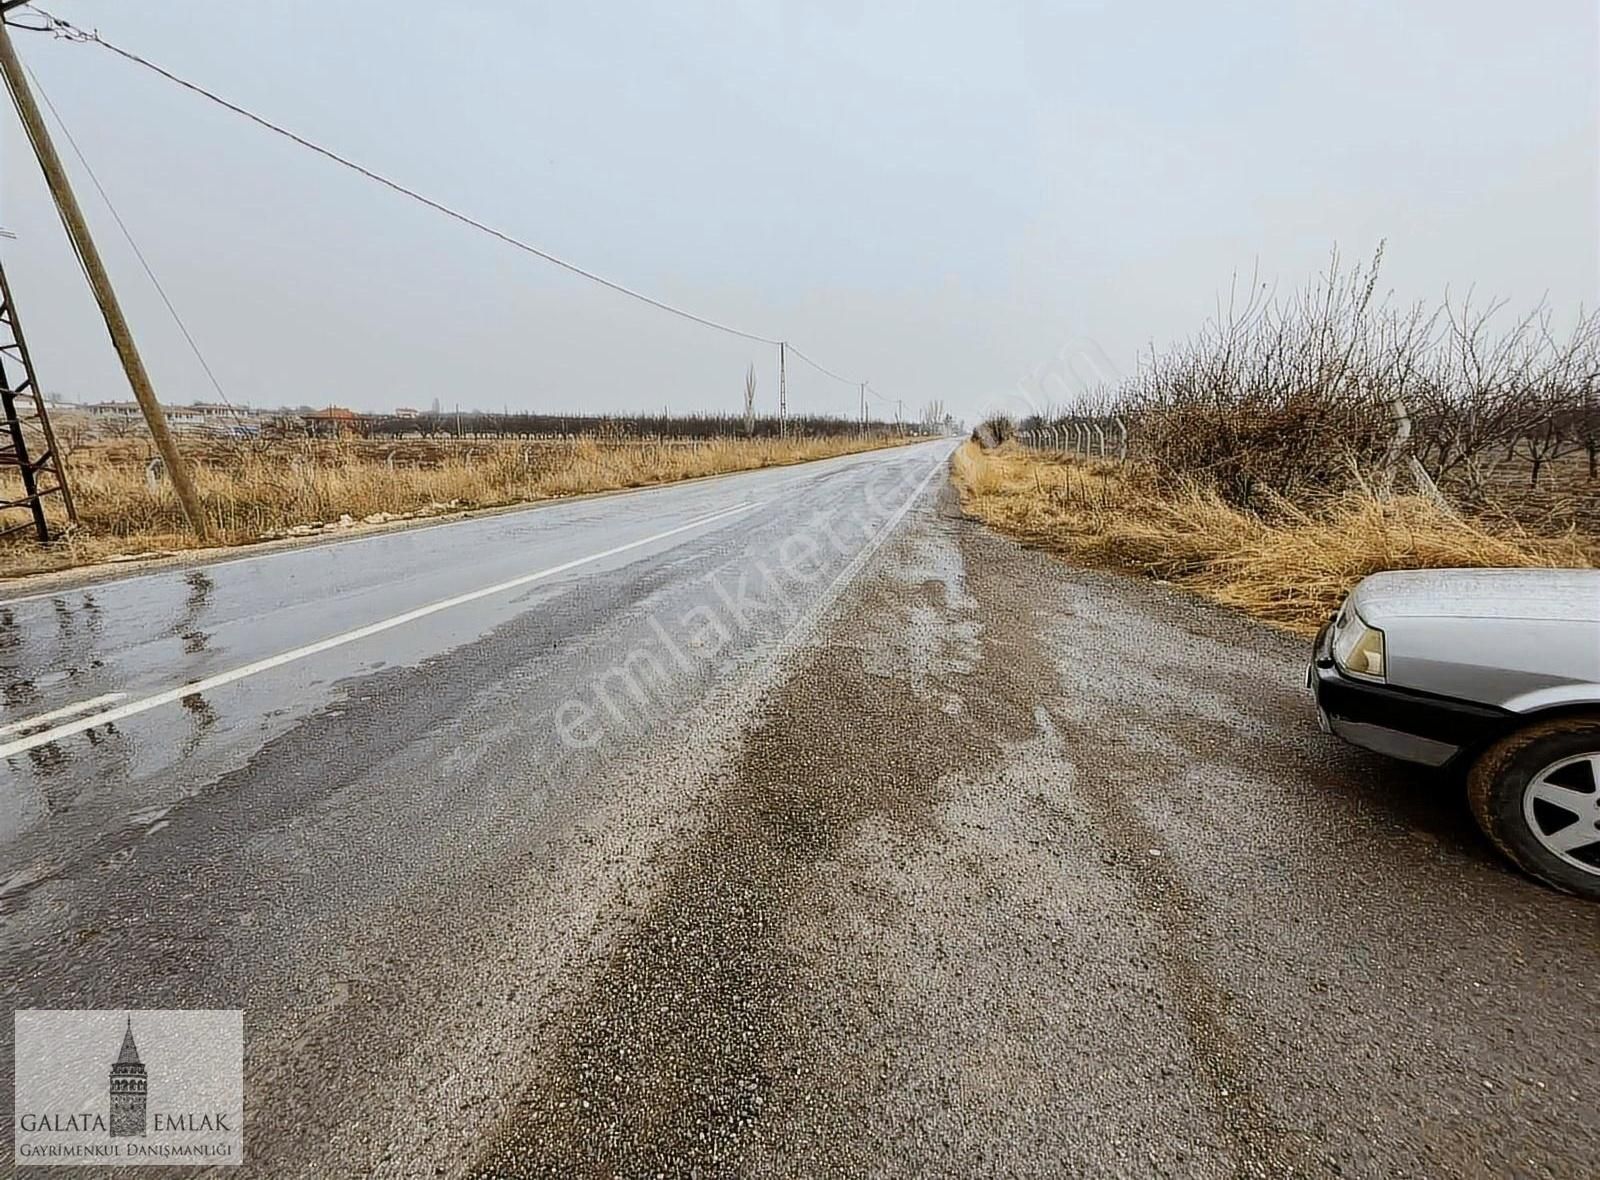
[2,0,1595,425]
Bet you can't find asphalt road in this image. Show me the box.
[3,438,1596,1178]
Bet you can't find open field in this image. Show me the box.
[0,432,916,580]
[951,441,1595,634]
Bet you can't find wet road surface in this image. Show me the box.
[3,440,1596,1177]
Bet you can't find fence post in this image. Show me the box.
[1115,417,1128,461]
[1093,422,1105,457]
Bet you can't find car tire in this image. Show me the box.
[1467,713,1600,902]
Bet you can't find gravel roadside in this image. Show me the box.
[471,480,1600,1178]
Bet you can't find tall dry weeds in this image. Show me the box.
[951,442,1593,634]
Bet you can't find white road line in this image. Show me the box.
[0,501,759,762]
[0,692,129,737]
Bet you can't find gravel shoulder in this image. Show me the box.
[469,480,1600,1178]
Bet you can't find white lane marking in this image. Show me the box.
[0,501,760,762]
[0,692,129,737]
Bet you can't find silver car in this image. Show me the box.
[1310,568,1600,900]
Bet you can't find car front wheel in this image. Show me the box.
[1467,714,1600,901]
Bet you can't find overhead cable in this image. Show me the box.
[20,8,783,346]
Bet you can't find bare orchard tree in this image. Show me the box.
[1508,307,1599,486]
[1399,298,1600,499]
[1408,295,1527,495]
[1583,376,1600,481]
[99,414,143,440]
[1570,309,1600,480]
[1122,246,1395,506]
[51,419,88,463]
[1515,409,1573,486]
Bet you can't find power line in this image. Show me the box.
[785,344,898,411]
[785,342,854,386]
[23,58,243,420]
[18,7,784,348]
[787,344,903,416]
[13,6,917,420]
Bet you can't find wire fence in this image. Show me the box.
[1016,417,1129,460]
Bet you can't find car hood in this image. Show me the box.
[1352,568,1600,624]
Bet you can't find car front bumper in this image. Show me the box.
[1308,623,1515,767]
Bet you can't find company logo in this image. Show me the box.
[14,1009,243,1166]
[109,1016,148,1137]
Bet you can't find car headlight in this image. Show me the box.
[1331,602,1386,681]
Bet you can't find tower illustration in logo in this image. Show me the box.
[108,1016,148,1137]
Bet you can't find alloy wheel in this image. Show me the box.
[1523,752,1600,877]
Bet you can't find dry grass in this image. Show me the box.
[0,433,911,580]
[951,441,1595,634]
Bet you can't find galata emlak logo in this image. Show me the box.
[108,1015,148,1137]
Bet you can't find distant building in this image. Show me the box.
[300,406,369,438]
[84,401,253,434]
[165,403,241,430]
[84,401,142,424]
[393,406,420,419]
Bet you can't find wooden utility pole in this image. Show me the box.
[0,18,208,539]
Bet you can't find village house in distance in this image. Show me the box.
[64,400,431,439]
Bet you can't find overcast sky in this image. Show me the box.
[2,0,1595,425]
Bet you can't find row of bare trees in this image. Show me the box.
[354,410,913,441]
[1409,297,1600,491]
[1031,247,1600,510]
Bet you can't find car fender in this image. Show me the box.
[1504,683,1600,716]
